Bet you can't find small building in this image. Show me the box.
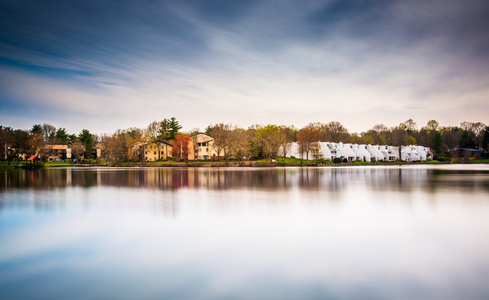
[27,155,41,162]
[188,133,222,160]
[140,142,172,161]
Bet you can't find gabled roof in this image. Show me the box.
[43,145,68,150]
[27,155,40,161]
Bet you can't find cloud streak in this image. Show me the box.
[0,0,488,133]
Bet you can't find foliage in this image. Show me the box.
[432,131,443,155]
[255,124,283,162]
[207,123,232,163]
[459,130,476,148]
[31,124,42,134]
[297,126,322,160]
[79,129,94,159]
[171,133,191,163]
[56,128,70,144]
[41,123,57,144]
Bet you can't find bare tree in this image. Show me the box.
[326,121,350,143]
[278,125,295,163]
[208,123,232,163]
[390,126,409,147]
[41,123,57,144]
[147,121,164,160]
[308,122,328,141]
[297,127,322,161]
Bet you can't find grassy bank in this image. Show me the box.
[1,158,488,169]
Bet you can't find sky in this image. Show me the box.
[0,0,488,135]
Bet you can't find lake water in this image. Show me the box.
[1,165,489,300]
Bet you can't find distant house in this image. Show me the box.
[133,142,172,161]
[39,144,86,162]
[189,133,223,160]
[450,148,485,159]
[40,145,69,162]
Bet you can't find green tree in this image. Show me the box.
[158,117,182,157]
[167,117,182,140]
[79,129,94,159]
[432,131,443,157]
[56,128,69,144]
[255,125,283,162]
[459,130,476,148]
[426,120,439,132]
[482,126,489,152]
[31,124,42,134]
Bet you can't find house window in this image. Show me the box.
[145,151,147,155]
[154,151,156,155]
[161,151,164,155]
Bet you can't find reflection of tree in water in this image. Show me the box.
[1,167,488,195]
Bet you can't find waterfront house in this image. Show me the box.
[188,133,222,160]
[142,142,172,161]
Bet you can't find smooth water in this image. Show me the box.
[1,165,489,300]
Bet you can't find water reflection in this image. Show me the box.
[1,166,488,193]
[1,165,489,300]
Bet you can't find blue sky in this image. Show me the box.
[1,0,488,134]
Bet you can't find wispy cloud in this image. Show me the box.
[1,0,488,133]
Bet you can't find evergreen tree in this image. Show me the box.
[79,129,94,159]
[432,131,443,156]
[459,130,476,148]
[482,126,489,152]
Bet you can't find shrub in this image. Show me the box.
[343,158,348,163]
[333,158,342,163]
[471,154,481,160]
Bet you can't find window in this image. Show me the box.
[154,151,156,155]
[161,151,164,155]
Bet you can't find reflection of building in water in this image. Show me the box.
[1,167,487,198]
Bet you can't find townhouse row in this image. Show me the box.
[284,142,433,162]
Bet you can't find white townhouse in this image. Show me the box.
[358,144,372,162]
[340,143,357,162]
[326,143,340,160]
[401,146,420,162]
[415,146,433,161]
[367,145,384,161]
[318,142,332,160]
[283,142,429,162]
[388,146,400,160]
[348,143,368,162]
[378,145,398,162]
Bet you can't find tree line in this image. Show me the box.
[1,118,488,164]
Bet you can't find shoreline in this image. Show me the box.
[3,161,488,170]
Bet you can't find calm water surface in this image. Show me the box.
[1,165,489,300]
